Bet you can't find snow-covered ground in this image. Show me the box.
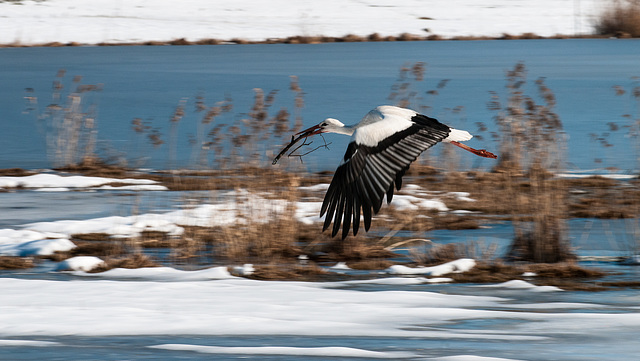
[0,173,463,257]
[0,173,167,191]
[1,2,638,357]
[1,178,639,360]
[0,269,578,338]
[0,0,603,46]
[1,266,638,360]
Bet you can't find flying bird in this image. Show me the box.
[274,105,497,240]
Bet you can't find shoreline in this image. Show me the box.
[0,32,631,49]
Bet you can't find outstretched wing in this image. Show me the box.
[320,112,451,239]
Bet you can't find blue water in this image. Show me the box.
[2,40,640,360]
[1,39,640,171]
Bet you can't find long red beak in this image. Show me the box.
[296,124,324,137]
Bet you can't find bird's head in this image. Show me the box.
[296,118,346,137]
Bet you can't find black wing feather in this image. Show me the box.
[321,115,451,239]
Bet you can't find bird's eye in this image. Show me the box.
[321,123,327,127]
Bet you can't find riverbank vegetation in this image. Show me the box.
[595,0,640,37]
[3,62,640,289]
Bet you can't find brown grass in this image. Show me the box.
[69,240,126,258]
[449,261,608,290]
[245,262,329,281]
[409,240,498,266]
[0,168,35,176]
[0,256,35,270]
[595,0,640,37]
[89,254,159,273]
[346,259,394,270]
[5,61,640,286]
[1,32,623,49]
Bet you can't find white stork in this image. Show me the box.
[274,105,497,240]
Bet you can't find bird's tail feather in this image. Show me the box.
[444,128,472,142]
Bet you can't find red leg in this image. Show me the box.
[450,141,497,159]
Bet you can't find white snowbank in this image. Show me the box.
[95,184,169,191]
[390,195,449,212]
[0,340,62,347]
[299,184,330,192]
[1,270,637,346]
[0,0,602,46]
[231,264,256,277]
[0,174,165,191]
[388,258,476,276]
[481,280,562,292]
[22,214,184,240]
[0,235,75,257]
[342,277,453,285]
[0,229,67,249]
[0,275,540,339]
[75,266,236,281]
[330,262,351,270]
[55,256,105,272]
[149,344,415,359]
[32,187,72,192]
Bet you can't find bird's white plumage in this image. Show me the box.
[286,105,494,240]
[444,128,473,142]
[352,106,417,147]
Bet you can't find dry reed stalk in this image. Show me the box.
[0,256,35,270]
[167,98,186,169]
[507,168,574,263]
[409,239,497,266]
[247,262,328,281]
[487,63,575,263]
[205,173,304,263]
[25,70,103,168]
[90,254,159,273]
[595,0,640,37]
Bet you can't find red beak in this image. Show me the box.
[296,124,324,137]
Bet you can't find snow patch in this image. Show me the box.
[330,262,351,270]
[481,280,562,292]
[390,195,449,212]
[299,184,330,192]
[0,339,62,347]
[388,259,476,276]
[149,344,416,358]
[0,1,602,46]
[95,184,168,191]
[56,256,105,272]
[342,277,453,285]
[232,264,255,276]
[0,174,159,190]
[0,237,75,257]
[74,266,236,281]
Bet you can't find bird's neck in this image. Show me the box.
[337,125,356,136]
